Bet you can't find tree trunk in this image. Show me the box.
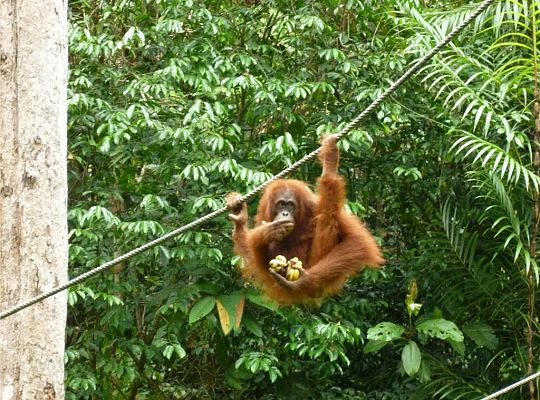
[529,4,540,399]
[0,1,68,399]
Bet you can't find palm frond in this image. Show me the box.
[400,2,515,138]
[451,130,540,192]
[441,198,478,269]
[487,1,540,93]
[469,170,539,277]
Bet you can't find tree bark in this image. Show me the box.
[0,1,68,399]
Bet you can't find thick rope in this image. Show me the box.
[0,0,498,321]
[480,371,540,400]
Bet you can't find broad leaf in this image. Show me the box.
[367,322,405,342]
[242,313,263,337]
[163,344,186,360]
[418,359,431,384]
[234,295,245,329]
[217,293,244,335]
[189,296,216,325]
[246,290,279,311]
[402,341,421,376]
[216,298,232,335]
[416,319,464,342]
[448,339,465,356]
[363,340,389,354]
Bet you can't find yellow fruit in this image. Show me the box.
[287,268,300,281]
[288,257,303,270]
[269,255,287,271]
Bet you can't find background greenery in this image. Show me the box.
[66,0,539,398]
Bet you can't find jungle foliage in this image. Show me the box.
[66,0,539,398]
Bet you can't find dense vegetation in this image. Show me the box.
[66,0,539,398]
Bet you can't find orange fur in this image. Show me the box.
[228,137,384,304]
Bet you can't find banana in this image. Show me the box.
[269,255,287,273]
[270,255,303,281]
[288,257,303,270]
[286,268,300,281]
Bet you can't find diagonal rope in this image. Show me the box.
[480,371,540,400]
[0,0,498,321]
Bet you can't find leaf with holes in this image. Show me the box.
[417,319,463,342]
[367,322,405,342]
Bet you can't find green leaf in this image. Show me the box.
[416,319,464,342]
[246,290,279,312]
[269,367,282,383]
[401,341,421,376]
[463,322,499,350]
[363,339,389,354]
[163,344,186,360]
[448,339,465,356]
[367,322,405,342]
[242,313,263,337]
[194,282,221,295]
[173,344,187,359]
[189,296,216,324]
[418,359,432,384]
[163,345,174,360]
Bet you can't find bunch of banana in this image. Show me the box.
[269,255,288,276]
[286,257,302,281]
[268,255,304,281]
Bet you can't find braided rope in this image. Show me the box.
[480,371,540,400]
[0,0,497,321]
[0,208,227,320]
[240,0,496,202]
